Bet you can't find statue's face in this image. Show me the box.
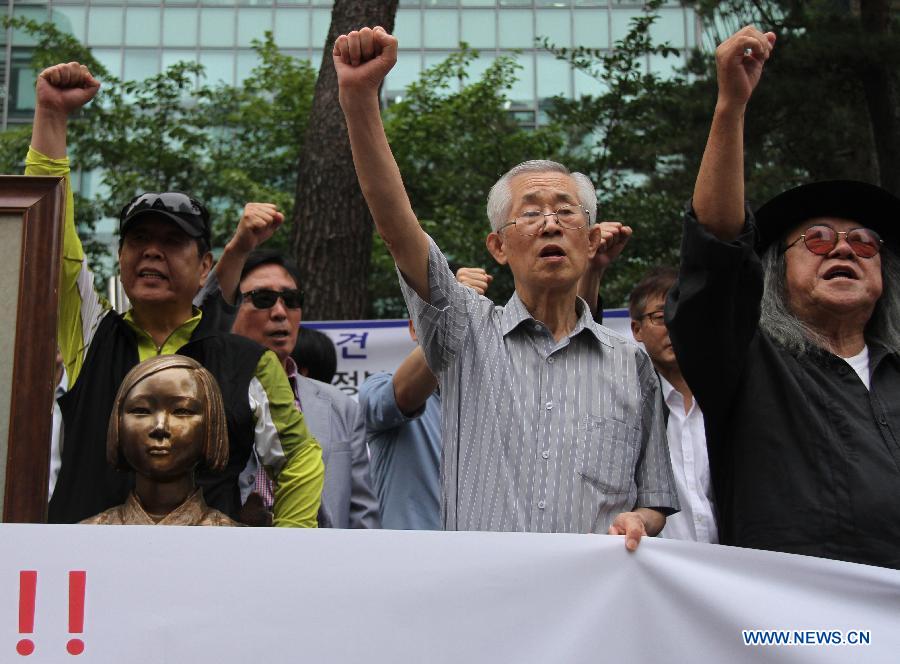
[120,368,205,480]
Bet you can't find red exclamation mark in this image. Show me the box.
[16,570,37,656]
[66,571,86,656]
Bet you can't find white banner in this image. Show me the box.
[307,309,634,398]
[1,526,897,663]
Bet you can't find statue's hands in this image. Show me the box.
[334,26,398,100]
[591,221,632,275]
[36,62,100,115]
[456,267,493,295]
[228,203,284,255]
[715,26,776,109]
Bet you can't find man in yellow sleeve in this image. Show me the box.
[28,61,323,527]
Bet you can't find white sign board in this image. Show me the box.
[1,526,898,663]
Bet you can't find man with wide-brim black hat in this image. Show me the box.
[665,26,900,569]
[26,62,324,527]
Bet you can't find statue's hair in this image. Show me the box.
[486,160,597,232]
[107,355,229,472]
[759,243,900,356]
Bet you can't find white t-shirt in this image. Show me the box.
[843,345,870,390]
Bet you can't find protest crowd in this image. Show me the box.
[21,23,900,572]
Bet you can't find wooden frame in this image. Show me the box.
[0,176,66,523]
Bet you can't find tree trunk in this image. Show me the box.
[858,0,900,195]
[291,0,399,320]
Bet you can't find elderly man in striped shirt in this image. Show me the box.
[335,28,679,549]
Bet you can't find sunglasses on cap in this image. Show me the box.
[241,288,304,310]
[782,225,884,259]
[119,192,211,244]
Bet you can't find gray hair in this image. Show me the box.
[486,160,598,232]
[759,243,900,356]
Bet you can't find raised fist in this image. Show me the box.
[36,62,100,115]
[456,267,493,295]
[591,221,633,273]
[333,26,398,98]
[229,202,285,255]
[715,26,776,108]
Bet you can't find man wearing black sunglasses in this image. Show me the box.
[666,27,900,569]
[25,62,324,527]
[196,208,379,529]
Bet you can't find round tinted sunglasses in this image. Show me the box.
[783,225,883,259]
[241,288,304,310]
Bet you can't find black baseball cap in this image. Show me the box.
[754,180,900,253]
[119,192,212,246]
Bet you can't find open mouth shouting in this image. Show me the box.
[822,265,859,281]
[538,244,567,263]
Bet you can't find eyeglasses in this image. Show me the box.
[498,204,589,236]
[783,225,883,259]
[241,288,304,310]
[637,310,666,327]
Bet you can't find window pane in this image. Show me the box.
[507,51,533,103]
[274,9,310,48]
[87,7,124,46]
[236,49,261,83]
[611,9,640,43]
[536,52,569,97]
[650,8,685,47]
[535,9,570,46]
[123,49,159,81]
[52,6,87,43]
[385,51,421,99]
[200,51,236,84]
[649,52,683,80]
[10,51,37,114]
[461,9,496,48]
[574,67,607,97]
[311,9,331,50]
[93,48,123,79]
[394,9,422,49]
[498,9,532,49]
[237,8,273,47]
[163,8,198,48]
[12,7,48,47]
[126,8,161,47]
[461,0,494,5]
[162,49,198,71]
[199,8,236,47]
[424,11,459,49]
[573,9,608,49]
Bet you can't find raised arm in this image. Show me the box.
[29,63,103,386]
[214,203,284,304]
[577,221,632,318]
[693,27,775,241]
[334,27,431,300]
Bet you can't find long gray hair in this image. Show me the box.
[759,244,900,356]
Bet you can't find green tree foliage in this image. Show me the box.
[0,17,316,283]
[377,48,564,316]
[543,0,695,306]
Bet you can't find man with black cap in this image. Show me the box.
[26,61,324,526]
[666,26,900,568]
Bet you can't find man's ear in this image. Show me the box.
[199,252,213,285]
[486,232,508,266]
[631,319,643,343]
[587,223,603,259]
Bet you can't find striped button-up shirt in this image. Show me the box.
[400,238,678,533]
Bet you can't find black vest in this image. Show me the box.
[50,310,265,523]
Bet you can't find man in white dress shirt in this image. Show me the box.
[630,267,717,543]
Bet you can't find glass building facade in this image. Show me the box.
[2,0,701,128]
